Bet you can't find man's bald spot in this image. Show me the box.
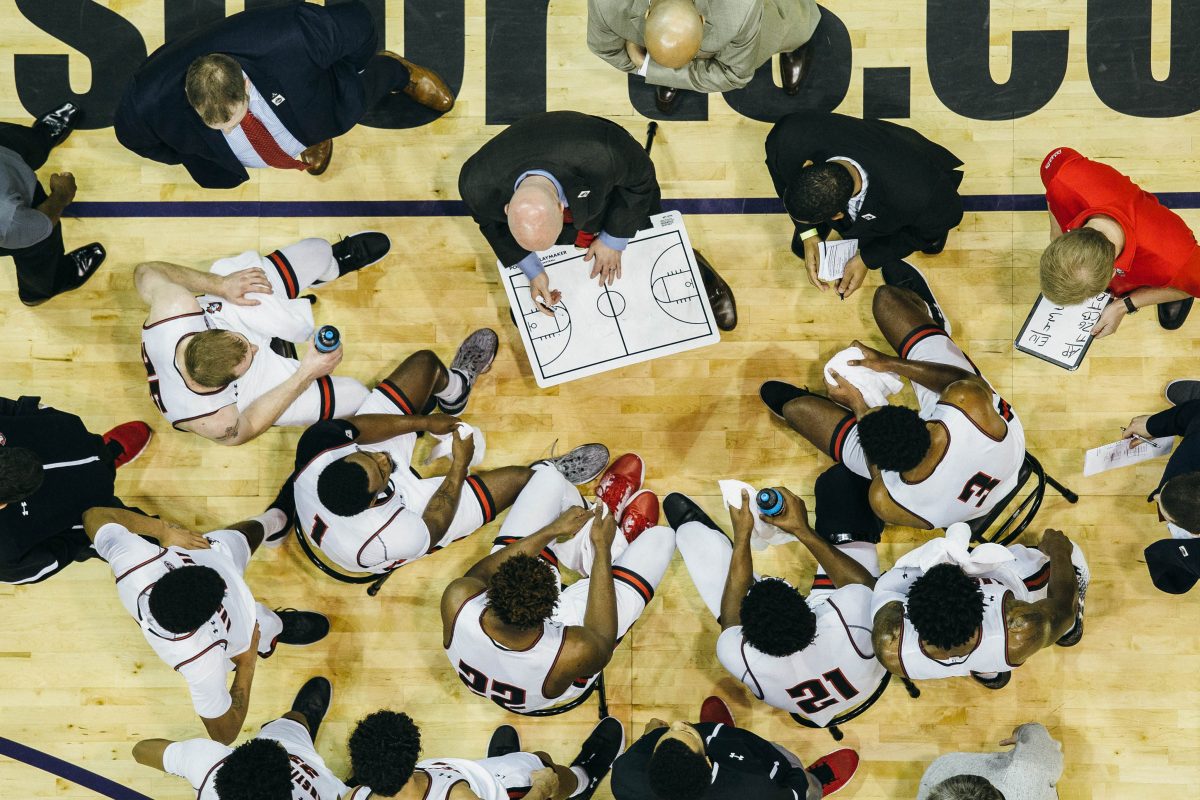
[508,178,563,252]
[645,0,703,69]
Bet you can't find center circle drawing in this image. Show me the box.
[650,242,707,324]
[598,291,626,318]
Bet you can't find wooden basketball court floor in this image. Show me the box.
[2,1,1199,797]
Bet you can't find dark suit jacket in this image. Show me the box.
[114,1,377,189]
[458,111,661,268]
[765,112,965,268]
[611,723,811,800]
[1147,398,1200,497]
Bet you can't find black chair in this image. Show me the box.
[293,524,394,596]
[790,674,921,741]
[521,673,608,720]
[967,452,1078,546]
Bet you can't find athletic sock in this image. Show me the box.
[252,509,288,538]
[435,369,469,409]
[568,766,590,797]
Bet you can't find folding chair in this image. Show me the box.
[967,452,1079,546]
[293,525,393,596]
[790,674,921,742]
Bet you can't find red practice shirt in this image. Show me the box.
[1041,147,1200,297]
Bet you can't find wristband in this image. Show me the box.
[798,228,819,241]
[1122,295,1138,314]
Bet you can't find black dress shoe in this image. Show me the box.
[487,725,520,758]
[694,250,737,331]
[1158,297,1193,330]
[34,102,82,146]
[663,493,722,533]
[290,677,333,740]
[655,86,680,114]
[276,610,331,646]
[779,46,811,96]
[920,236,948,255]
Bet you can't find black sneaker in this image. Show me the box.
[759,380,812,419]
[970,671,1011,690]
[541,443,610,485]
[34,102,81,146]
[440,328,500,414]
[290,677,332,740]
[332,232,392,277]
[1165,379,1200,406]
[881,260,950,335]
[487,724,520,758]
[570,717,625,800]
[265,475,297,549]
[276,610,330,646]
[1158,297,1193,331]
[663,492,722,533]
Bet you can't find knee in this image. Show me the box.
[872,284,906,320]
[410,349,443,372]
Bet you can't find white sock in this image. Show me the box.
[252,509,287,537]
[434,369,468,404]
[568,766,590,797]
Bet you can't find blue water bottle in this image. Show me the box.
[757,488,785,517]
[314,325,341,353]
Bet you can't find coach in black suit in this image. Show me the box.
[459,110,736,330]
[115,1,453,189]
[765,111,964,300]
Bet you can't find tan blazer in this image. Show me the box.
[587,0,820,93]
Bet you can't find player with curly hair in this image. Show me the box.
[440,463,676,713]
[760,280,1025,529]
[871,525,1090,690]
[672,469,888,729]
[343,713,624,800]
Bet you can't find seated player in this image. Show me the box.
[610,696,858,800]
[440,464,672,713]
[290,332,613,574]
[761,280,1025,529]
[135,233,391,445]
[83,503,328,744]
[132,676,345,799]
[672,469,888,729]
[343,712,624,800]
[871,526,1089,690]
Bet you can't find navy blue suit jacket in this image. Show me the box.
[115,1,377,188]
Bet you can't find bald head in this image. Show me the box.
[645,0,703,69]
[507,177,563,252]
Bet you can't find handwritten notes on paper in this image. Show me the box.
[1015,292,1111,370]
[1083,436,1175,476]
[817,239,859,283]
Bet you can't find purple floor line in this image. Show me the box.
[0,737,152,800]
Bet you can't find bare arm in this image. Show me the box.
[421,432,476,551]
[1123,285,1192,309]
[135,261,273,322]
[201,626,260,745]
[846,340,985,395]
[868,477,934,529]
[1007,530,1079,663]
[871,602,906,675]
[82,507,210,549]
[562,508,619,680]
[768,487,876,588]
[131,739,173,771]
[719,492,755,629]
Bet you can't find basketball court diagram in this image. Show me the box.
[499,212,721,387]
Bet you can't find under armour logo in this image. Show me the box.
[20,502,29,516]
[861,212,876,220]
[271,93,285,106]
[577,190,590,198]
[728,753,744,761]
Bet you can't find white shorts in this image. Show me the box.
[478,752,547,790]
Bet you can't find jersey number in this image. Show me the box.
[957,471,1001,507]
[457,660,528,710]
[310,516,329,547]
[786,668,861,715]
[141,343,168,414]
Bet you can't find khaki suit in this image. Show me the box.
[587,0,820,93]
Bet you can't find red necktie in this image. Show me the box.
[239,110,306,170]
[562,207,596,249]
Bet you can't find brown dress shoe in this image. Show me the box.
[301,139,333,175]
[381,51,455,112]
[694,250,737,331]
[655,85,680,114]
[779,45,811,96]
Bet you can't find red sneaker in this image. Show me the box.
[698,696,734,727]
[806,749,859,797]
[102,421,153,468]
[595,453,644,515]
[619,489,659,543]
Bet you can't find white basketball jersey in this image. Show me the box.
[444,592,589,713]
[882,401,1025,528]
[897,574,1028,679]
[716,584,887,727]
[294,439,436,574]
[412,759,510,800]
[141,311,238,428]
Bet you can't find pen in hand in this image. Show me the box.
[1121,427,1160,448]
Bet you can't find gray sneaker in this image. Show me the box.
[542,443,610,485]
[440,329,499,414]
[1165,379,1200,406]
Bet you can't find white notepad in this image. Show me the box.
[817,239,859,282]
[1083,436,1174,476]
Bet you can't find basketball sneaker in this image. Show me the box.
[595,453,645,515]
[487,725,520,758]
[806,749,859,797]
[275,610,331,647]
[759,380,813,420]
[619,490,659,543]
[439,328,500,414]
[290,677,333,740]
[663,492,722,532]
[699,696,735,727]
[569,717,625,800]
[541,443,610,485]
[1165,379,1200,406]
[971,670,1012,690]
[332,232,392,276]
[102,421,153,468]
[265,475,297,549]
[881,259,950,334]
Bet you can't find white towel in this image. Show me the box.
[718,479,792,551]
[424,423,486,468]
[891,523,1015,576]
[823,346,904,409]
